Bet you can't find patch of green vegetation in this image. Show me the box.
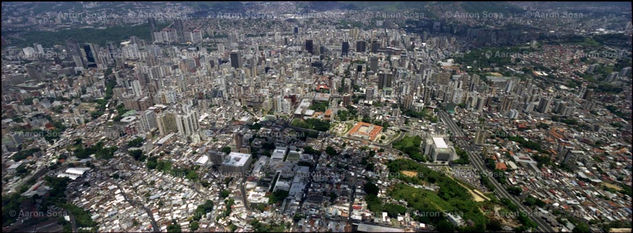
[451,147,470,165]
[325,146,338,156]
[269,190,288,205]
[250,219,286,232]
[127,137,144,147]
[12,147,41,162]
[192,200,214,221]
[291,118,330,131]
[392,135,425,161]
[387,159,488,231]
[129,150,145,162]
[167,220,181,232]
[73,141,117,160]
[506,135,543,152]
[309,101,329,112]
[11,23,167,48]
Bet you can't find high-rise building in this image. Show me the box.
[131,80,143,97]
[356,40,366,52]
[174,19,185,42]
[139,110,158,133]
[370,56,379,71]
[341,41,349,56]
[157,111,178,135]
[66,39,84,68]
[537,97,552,113]
[499,96,513,113]
[371,40,380,53]
[148,18,157,41]
[230,51,242,69]
[80,43,99,68]
[234,131,243,150]
[305,39,314,54]
[343,94,352,107]
[175,110,199,137]
[377,71,393,90]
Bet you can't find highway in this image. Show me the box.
[438,111,555,232]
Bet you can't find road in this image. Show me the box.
[113,181,160,232]
[438,111,555,232]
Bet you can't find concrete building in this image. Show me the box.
[220,152,252,176]
[423,136,456,162]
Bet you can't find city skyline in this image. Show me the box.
[1,2,631,233]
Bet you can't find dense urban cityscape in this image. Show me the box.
[1,2,632,232]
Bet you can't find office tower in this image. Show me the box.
[174,19,185,42]
[230,51,242,69]
[148,17,157,41]
[342,41,349,56]
[371,40,380,53]
[377,71,393,90]
[370,56,379,71]
[80,43,99,68]
[305,39,314,54]
[66,39,84,68]
[356,40,366,52]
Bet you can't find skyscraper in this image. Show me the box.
[230,51,242,69]
[80,43,99,68]
[305,40,314,54]
[66,39,84,68]
[341,41,349,56]
[537,97,552,113]
[356,40,366,52]
[370,56,379,71]
[148,18,157,41]
[371,40,380,53]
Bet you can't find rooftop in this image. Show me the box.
[433,137,448,149]
[223,152,251,167]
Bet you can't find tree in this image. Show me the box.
[303,146,319,155]
[167,220,181,232]
[507,186,522,196]
[487,219,502,231]
[129,150,145,161]
[220,189,230,199]
[363,181,379,196]
[573,222,591,233]
[269,190,289,204]
[325,146,337,156]
[221,146,231,154]
[190,221,199,231]
[127,137,144,147]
